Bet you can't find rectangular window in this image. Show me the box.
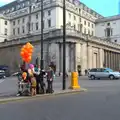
[88,29,90,35]
[106,28,111,37]
[84,20,86,25]
[22,18,25,23]
[74,24,76,30]
[48,19,51,27]
[22,26,25,33]
[13,21,15,26]
[36,14,38,19]
[18,19,20,24]
[36,22,39,30]
[74,16,76,20]
[43,12,45,18]
[84,28,86,34]
[13,28,15,35]
[78,24,80,31]
[92,31,94,36]
[69,13,71,19]
[92,24,94,28]
[88,22,90,27]
[43,21,44,29]
[4,28,8,35]
[79,17,81,22]
[18,28,20,34]
[5,21,7,25]
[48,10,51,16]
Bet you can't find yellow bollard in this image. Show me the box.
[70,72,80,89]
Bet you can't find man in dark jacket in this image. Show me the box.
[46,66,54,93]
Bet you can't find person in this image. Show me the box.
[46,66,54,93]
[85,69,88,76]
[39,69,46,94]
[33,65,40,94]
[30,74,37,96]
[77,65,81,76]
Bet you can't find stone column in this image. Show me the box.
[88,45,93,69]
[113,52,115,70]
[59,43,62,72]
[119,54,120,70]
[111,52,114,70]
[117,53,119,71]
[81,43,87,75]
[74,43,76,71]
[75,43,81,71]
[107,51,110,68]
[106,51,108,67]
[114,53,117,70]
[99,48,104,68]
[115,53,118,70]
[71,43,75,72]
[69,43,72,72]
[55,43,60,74]
[104,50,107,67]
[66,43,70,73]
[60,43,63,72]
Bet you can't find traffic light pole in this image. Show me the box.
[63,0,66,90]
[41,0,44,70]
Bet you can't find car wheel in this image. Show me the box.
[109,75,114,80]
[90,75,95,80]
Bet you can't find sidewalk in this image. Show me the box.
[0,76,87,103]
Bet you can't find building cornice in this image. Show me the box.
[0,0,103,21]
[0,29,120,51]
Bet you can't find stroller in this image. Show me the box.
[17,72,31,96]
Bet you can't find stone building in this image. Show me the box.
[0,29,120,74]
[0,0,103,42]
[0,0,120,74]
[95,15,120,44]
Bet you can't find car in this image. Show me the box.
[88,68,120,80]
[0,70,6,79]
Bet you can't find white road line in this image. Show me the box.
[0,79,5,84]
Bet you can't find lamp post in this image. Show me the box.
[63,0,66,90]
[41,0,44,70]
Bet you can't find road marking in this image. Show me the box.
[0,79,5,84]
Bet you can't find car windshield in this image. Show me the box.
[105,68,113,72]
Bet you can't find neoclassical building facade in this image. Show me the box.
[0,29,120,74]
[0,0,120,74]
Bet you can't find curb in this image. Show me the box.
[0,88,87,104]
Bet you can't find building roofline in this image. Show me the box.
[0,0,17,12]
[95,14,120,23]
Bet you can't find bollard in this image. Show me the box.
[70,72,80,89]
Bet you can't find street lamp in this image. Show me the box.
[41,0,44,70]
[63,0,66,90]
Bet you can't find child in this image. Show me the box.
[30,74,37,96]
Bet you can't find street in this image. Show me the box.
[0,77,120,120]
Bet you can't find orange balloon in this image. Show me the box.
[20,52,24,57]
[26,42,31,46]
[21,47,25,52]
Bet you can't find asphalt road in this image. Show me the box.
[0,77,120,120]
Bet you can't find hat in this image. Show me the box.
[29,64,34,69]
[22,72,27,78]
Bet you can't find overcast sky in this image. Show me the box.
[0,0,119,17]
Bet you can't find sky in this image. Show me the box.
[0,0,119,17]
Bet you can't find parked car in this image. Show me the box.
[0,70,6,79]
[0,65,10,77]
[88,68,120,80]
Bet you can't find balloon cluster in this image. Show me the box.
[20,42,34,63]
